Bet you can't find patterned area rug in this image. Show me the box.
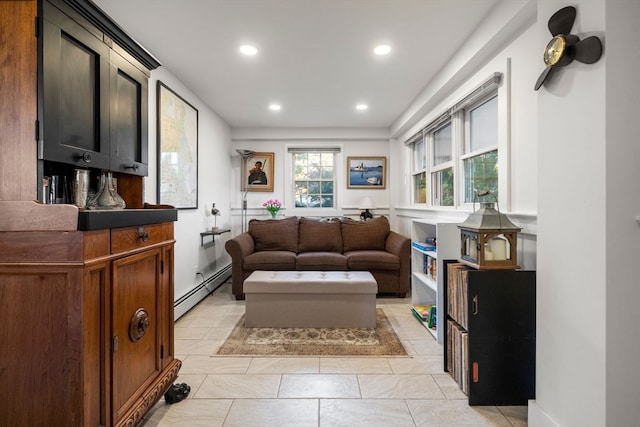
[216,308,408,356]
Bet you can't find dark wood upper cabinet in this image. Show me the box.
[41,0,111,170]
[39,0,157,177]
[109,49,149,176]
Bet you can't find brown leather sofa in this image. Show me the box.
[224,216,410,300]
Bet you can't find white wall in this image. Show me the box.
[532,1,606,425]
[605,2,640,425]
[147,67,233,318]
[389,1,539,270]
[530,0,640,426]
[229,127,392,233]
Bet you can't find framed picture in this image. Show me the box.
[347,156,386,189]
[157,81,198,209]
[244,152,274,192]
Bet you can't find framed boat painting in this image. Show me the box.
[347,156,386,189]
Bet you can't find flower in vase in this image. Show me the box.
[263,199,282,218]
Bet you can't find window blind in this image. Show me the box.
[404,72,502,145]
[287,147,341,153]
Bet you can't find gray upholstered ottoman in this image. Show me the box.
[243,270,378,328]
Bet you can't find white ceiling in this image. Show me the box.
[93,0,511,130]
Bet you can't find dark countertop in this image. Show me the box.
[78,208,178,230]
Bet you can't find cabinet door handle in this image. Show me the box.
[125,163,139,171]
[137,226,149,242]
[75,152,92,163]
[472,295,478,315]
[129,308,150,342]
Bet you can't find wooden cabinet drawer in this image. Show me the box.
[111,223,165,254]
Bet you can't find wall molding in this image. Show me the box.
[174,264,232,320]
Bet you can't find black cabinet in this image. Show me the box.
[443,260,536,405]
[39,0,155,177]
[41,0,111,170]
[109,49,148,176]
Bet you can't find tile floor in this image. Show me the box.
[141,281,527,427]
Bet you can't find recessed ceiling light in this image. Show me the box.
[239,44,258,56]
[374,44,391,56]
[356,104,368,111]
[269,104,282,111]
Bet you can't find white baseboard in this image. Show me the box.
[174,264,232,320]
[528,400,561,427]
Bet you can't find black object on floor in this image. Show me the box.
[164,383,190,404]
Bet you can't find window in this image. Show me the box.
[292,150,335,208]
[413,172,427,203]
[407,73,501,208]
[430,122,454,206]
[463,151,497,202]
[432,167,454,206]
[433,123,452,165]
[410,133,427,204]
[462,95,498,203]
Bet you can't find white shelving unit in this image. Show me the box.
[411,219,459,343]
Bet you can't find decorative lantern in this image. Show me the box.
[458,199,521,270]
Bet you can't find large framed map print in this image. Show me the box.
[157,81,198,209]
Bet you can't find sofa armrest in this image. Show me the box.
[225,232,255,259]
[385,231,410,258]
[225,232,256,298]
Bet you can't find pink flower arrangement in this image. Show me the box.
[263,199,282,217]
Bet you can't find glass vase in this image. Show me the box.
[87,171,126,210]
[269,210,278,219]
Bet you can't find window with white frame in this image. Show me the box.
[462,95,498,203]
[290,148,337,208]
[408,73,501,207]
[430,122,454,206]
[409,133,427,204]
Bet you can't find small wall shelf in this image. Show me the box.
[200,228,230,246]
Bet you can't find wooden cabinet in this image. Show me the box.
[410,219,459,343]
[39,0,151,176]
[0,203,180,426]
[443,260,536,405]
[0,0,37,201]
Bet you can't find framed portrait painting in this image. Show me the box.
[347,156,386,189]
[157,81,199,209]
[244,152,274,192]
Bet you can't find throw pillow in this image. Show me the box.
[341,216,390,252]
[249,216,299,252]
[298,217,343,253]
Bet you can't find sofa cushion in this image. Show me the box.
[298,217,343,253]
[296,252,348,270]
[249,216,299,252]
[345,250,400,271]
[243,251,297,270]
[341,216,390,252]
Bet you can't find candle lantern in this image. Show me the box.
[458,199,521,270]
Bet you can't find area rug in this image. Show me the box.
[215,308,408,356]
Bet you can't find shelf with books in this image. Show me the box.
[412,271,437,292]
[410,219,459,343]
[411,303,437,338]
